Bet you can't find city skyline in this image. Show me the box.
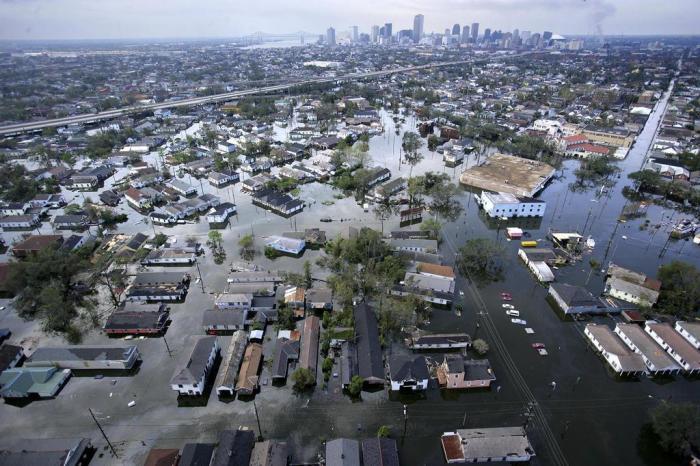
[0,0,698,41]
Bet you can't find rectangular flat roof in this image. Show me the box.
[460,153,555,197]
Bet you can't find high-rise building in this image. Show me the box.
[471,22,479,42]
[384,22,393,40]
[461,25,470,43]
[512,29,520,41]
[413,14,424,44]
[371,25,380,43]
[543,31,553,42]
[326,27,336,46]
[352,26,358,43]
[483,28,491,42]
[521,30,531,43]
[452,24,460,36]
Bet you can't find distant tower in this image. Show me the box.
[371,25,380,43]
[326,27,336,46]
[384,22,393,42]
[300,33,304,45]
[461,25,470,43]
[543,31,553,41]
[471,22,479,42]
[352,26,359,43]
[413,14,424,44]
[452,23,460,36]
[483,28,491,42]
[512,29,520,41]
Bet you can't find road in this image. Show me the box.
[0,53,529,137]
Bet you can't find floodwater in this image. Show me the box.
[2,79,698,466]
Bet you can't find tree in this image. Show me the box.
[207,230,226,264]
[427,134,439,152]
[303,261,312,289]
[402,131,423,179]
[377,425,391,438]
[420,219,442,240]
[457,239,506,285]
[657,261,700,317]
[348,375,363,396]
[650,402,700,457]
[238,234,255,261]
[373,197,398,234]
[472,338,490,355]
[291,368,316,391]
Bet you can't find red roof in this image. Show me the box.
[569,143,610,155]
[563,134,588,143]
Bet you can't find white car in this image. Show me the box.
[506,310,520,317]
[502,304,515,309]
[511,318,527,325]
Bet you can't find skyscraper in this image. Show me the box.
[461,25,470,44]
[483,28,491,42]
[371,25,380,43]
[512,29,520,41]
[452,24,460,36]
[413,14,424,44]
[352,26,358,43]
[471,22,479,42]
[326,27,336,46]
[384,22,393,41]
[542,31,553,41]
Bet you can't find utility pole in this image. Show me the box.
[402,404,408,442]
[253,400,263,440]
[89,408,118,458]
[195,260,205,293]
[163,336,173,358]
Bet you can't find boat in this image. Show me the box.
[511,318,527,325]
[506,310,520,317]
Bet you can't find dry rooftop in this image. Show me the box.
[459,153,555,197]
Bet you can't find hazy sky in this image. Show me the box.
[1,0,698,41]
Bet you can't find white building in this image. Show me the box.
[645,322,700,374]
[478,191,546,218]
[584,324,646,376]
[170,336,220,396]
[675,321,700,350]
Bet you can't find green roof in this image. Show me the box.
[0,367,71,398]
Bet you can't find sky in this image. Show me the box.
[0,0,698,41]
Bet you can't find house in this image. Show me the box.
[548,283,608,314]
[126,272,190,302]
[60,234,86,252]
[125,187,153,210]
[69,175,98,190]
[99,189,121,206]
[271,338,300,382]
[582,126,634,148]
[142,248,196,266]
[299,316,320,383]
[0,214,40,230]
[0,344,24,372]
[407,332,471,350]
[675,321,700,350]
[206,202,237,225]
[365,167,391,188]
[441,427,535,463]
[388,355,429,391]
[170,336,220,396]
[437,355,496,389]
[388,238,438,254]
[0,438,92,465]
[103,310,169,335]
[352,302,384,386]
[0,202,29,216]
[517,248,556,283]
[180,443,216,466]
[614,323,680,375]
[236,342,263,395]
[477,191,546,218]
[604,264,661,307]
[367,177,406,202]
[584,324,647,376]
[215,331,248,397]
[644,321,700,374]
[208,171,239,188]
[11,234,63,257]
[326,439,361,466]
[282,286,306,316]
[53,214,89,230]
[0,367,71,399]
[211,429,255,466]
[252,189,304,217]
[29,194,65,209]
[169,179,198,197]
[25,345,141,371]
[644,157,691,180]
[144,448,180,466]
[250,439,288,466]
[266,235,306,256]
[306,286,333,311]
[361,438,400,466]
[202,309,247,334]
